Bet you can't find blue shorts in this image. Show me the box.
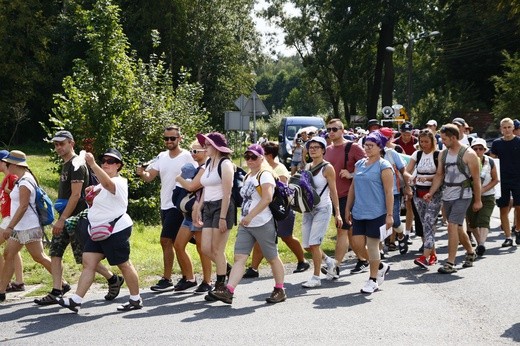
[182,217,202,232]
[160,207,184,240]
[290,161,301,168]
[392,194,402,228]
[275,210,295,237]
[83,226,132,266]
[352,214,386,239]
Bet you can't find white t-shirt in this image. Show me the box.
[10,172,39,230]
[87,176,132,234]
[411,151,437,187]
[200,158,234,201]
[147,150,196,210]
[240,171,275,227]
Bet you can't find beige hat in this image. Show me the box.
[2,150,29,167]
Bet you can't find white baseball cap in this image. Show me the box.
[426,120,437,127]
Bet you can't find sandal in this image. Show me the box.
[34,293,59,306]
[6,282,25,293]
[105,275,124,301]
[117,299,143,311]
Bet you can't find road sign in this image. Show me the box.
[241,91,268,116]
[225,111,249,131]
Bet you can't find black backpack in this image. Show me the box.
[210,157,247,207]
[253,170,291,221]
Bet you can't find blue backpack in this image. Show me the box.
[18,178,55,226]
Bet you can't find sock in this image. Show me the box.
[369,277,377,282]
[405,230,411,236]
[129,294,141,301]
[226,284,235,294]
[70,294,83,304]
[107,274,118,284]
[216,275,226,283]
[274,283,284,289]
[51,288,62,296]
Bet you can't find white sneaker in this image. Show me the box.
[325,257,337,280]
[302,276,321,288]
[360,279,378,294]
[377,262,390,286]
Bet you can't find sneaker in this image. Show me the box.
[462,252,477,268]
[301,276,321,288]
[208,286,233,304]
[194,282,212,295]
[360,279,378,294]
[265,288,286,304]
[205,282,224,301]
[150,277,174,292]
[174,279,197,292]
[350,260,369,274]
[405,234,413,245]
[414,255,429,269]
[293,261,311,273]
[377,262,390,286]
[117,299,143,311]
[438,263,457,274]
[398,236,409,255]
[502,238,513,247]
[174,277,187,289]
[475,244,486,256]
[325,257,338,280]
[0,293,5,302]
[515,231,520,245]
[243,267,259,279]
[105,275,124,301]
[6,282,25,293]
[57,298,81,313]
[34,293,59,306]
[428,254,438,266]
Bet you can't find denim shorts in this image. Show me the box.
[392,194,402,228]
[301,204,332,247]
[182,217,202,232]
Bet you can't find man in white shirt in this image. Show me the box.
[136,125,196,292]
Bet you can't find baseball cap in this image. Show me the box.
[367,119,380,128]
[400,122,413,133]
[52,130,74,142]
[426,120,437,127]
[379,127,395,139]
[245,144,264,157]
[0,150,9,160]
[514,119,520,130]
[452,118,466,126]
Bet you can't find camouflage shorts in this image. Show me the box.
[49,229,84,264]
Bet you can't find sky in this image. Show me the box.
[252,0,297,57]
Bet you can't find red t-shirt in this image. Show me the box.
[394,136,418,155]
[324,141,366,198]
[1,173,18,217]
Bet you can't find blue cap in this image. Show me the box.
[514,119,520,130]
[0,150,8,160]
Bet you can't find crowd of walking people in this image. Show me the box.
[0,115,518,312]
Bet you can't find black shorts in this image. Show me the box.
[83,226,132,266]
[333,196,351,231]
[160,207,184,240]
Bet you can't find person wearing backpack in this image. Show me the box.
[424,124,481,274]
[209,144,286,304]
[0,150,24,293]
[405,129,442,269]
[300,137,342,288]
[345,131,393,294]
[0,151,54,302]
[36,131,121,306]
[192,132,235,301]
[242,141,309,278]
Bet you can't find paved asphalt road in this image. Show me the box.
[1,209,519,345]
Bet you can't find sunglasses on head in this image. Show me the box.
[326,127,341,133]
[190,149,206,155]
[244,154,258,161]
[101,157,119,165]
[163,136,179,142]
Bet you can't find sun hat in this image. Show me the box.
[2,150,29,167]
[196,132,233,154]
[245,144,264,157]
[305,136,327,153]
[470,138,488,150]
[0,150,9,161]
[52,130,74,142]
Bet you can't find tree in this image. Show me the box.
[492,52,520,120]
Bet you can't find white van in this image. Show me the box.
[278,116,325,166]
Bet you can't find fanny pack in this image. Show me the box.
[415,186,430,199]
[89,215,123,241]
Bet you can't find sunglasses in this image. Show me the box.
[101,158,119,165]
[190,149,206,154]
[244,154,258,161]
[163,136,179,142]
[326,127,341,133]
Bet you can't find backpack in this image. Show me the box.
[17,178,55,226]
[172,166,202,214]
[440,146,473,197]
[288,161,329,213]
[416,150,440,171]
[211,157,247,207]
[253,170,291,221]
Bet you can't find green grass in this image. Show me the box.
[9,152,337,294]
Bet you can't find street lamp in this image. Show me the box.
[386,31,439,118]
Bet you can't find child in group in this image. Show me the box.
[0,150,24,293]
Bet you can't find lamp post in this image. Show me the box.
[386,31,439,118]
